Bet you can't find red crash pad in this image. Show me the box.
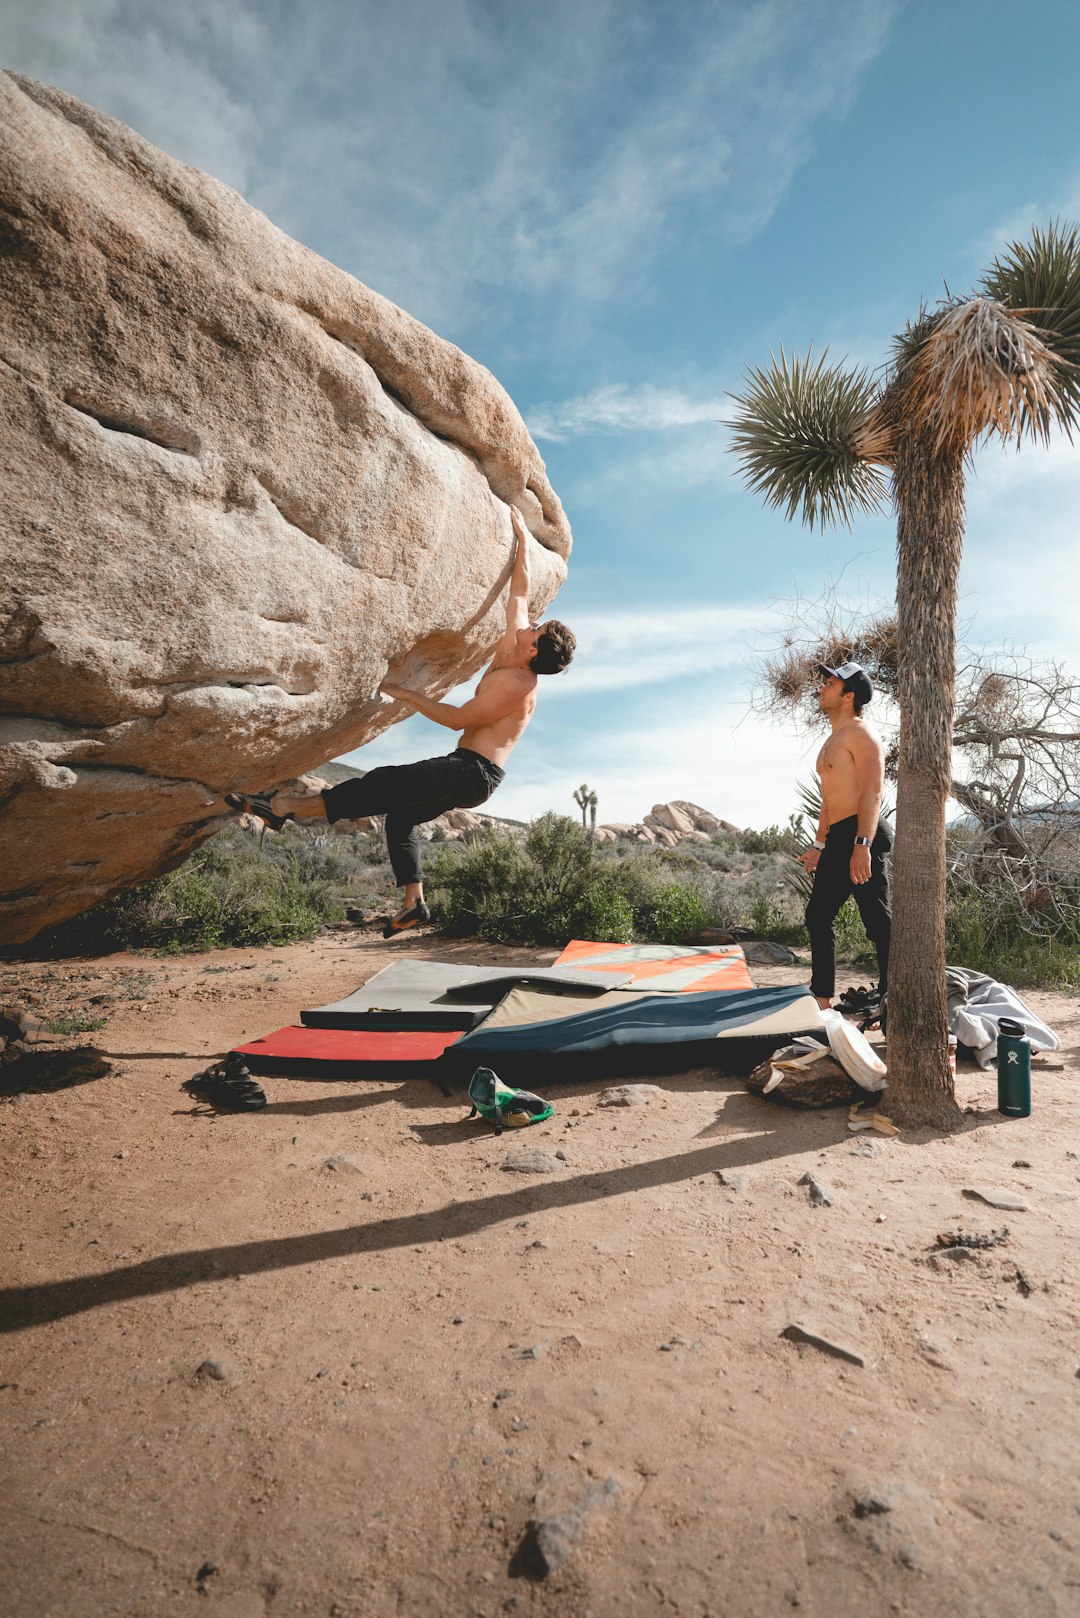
[233,1025,461,1067]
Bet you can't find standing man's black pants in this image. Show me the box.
[805,815,891,1000]
[321,748,505,887]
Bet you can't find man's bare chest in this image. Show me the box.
[817,735,852,774]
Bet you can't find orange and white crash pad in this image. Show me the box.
[553,939,755,993]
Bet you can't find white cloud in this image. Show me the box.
[528,383,728,443]
[539,603,785,695]
[0,0,897,332]
[0,0,264,192]
[968,429,1080,499]
[479,698,821,829]
[960,436,1080,663]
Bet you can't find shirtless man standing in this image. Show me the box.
[227,505,575,936]
[799,662,891,1009]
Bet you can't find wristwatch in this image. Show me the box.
[854,835,871,846]
[811,840,825,851]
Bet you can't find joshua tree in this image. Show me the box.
[730,224,1080,1128]
[573,782,598,835]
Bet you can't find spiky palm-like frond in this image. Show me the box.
[728,349,890,530]
[903,296,1064,454]
[888,301,942,373]
[981,221,1080,433]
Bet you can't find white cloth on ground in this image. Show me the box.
[946,966,1060,1069]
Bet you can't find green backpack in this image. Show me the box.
[467,1067,553,1136]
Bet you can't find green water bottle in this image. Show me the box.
[996,1017,1031,1117]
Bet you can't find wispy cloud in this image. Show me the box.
[0,0,898,333]
[528,383,727,444]
[482,697,820,829]
[533,603,786,695]
[0,0,265,192]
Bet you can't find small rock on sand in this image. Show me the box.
[962,1186,1028,1211]
[799,1171,836,1207]
[598,1084,665,1107]
[502,1150,563,1174]
[780,1323,865,1367]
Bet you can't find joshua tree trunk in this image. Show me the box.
[885,432,965,1128]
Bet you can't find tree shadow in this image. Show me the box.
[1,1122,810,1334]
[0,1046,112,1096]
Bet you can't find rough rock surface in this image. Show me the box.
[747,1051,860,1109]
[0,74,571,944]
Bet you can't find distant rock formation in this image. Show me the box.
[0,73,571,945]
[596,802,740,848]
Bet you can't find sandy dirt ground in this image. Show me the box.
[2,929,1080,1618]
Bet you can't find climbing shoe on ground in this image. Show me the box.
[184,1058,267,1111]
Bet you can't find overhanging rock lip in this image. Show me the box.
[3,69,572,564]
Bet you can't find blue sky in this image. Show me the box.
[5,0,1079,828]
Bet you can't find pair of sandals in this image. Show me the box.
[835,982,886,1031]
[225,792,292,832]
[185,1054,266,1111]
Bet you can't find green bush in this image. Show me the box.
[427,814,710,947]
[737,822,802,856]
[945,888,1080,989]
[34,840,344,955]
[746,892,809,947]
[611,850,711,944]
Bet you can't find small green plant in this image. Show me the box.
[47,1014,108,1035]
[119,971,152,999]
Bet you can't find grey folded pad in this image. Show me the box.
[301,959,633,1030]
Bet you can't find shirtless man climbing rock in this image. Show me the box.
[227,505,574,936]
[799,662,891,1010]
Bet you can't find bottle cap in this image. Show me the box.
[998,1018,1025,1037]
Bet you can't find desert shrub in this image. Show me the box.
[746,892,809,947]
[609,850,711,943]
[737,821,802,856]
[426,826,536,940]
[33,840,344,955]
[829,897,872,962]
[945,888,1080,989]
[426,814,715,946]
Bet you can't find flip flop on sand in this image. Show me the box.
[185,1058,267,1111]
[382,901,432,939]
[848,1100,899,1136]
[225,793,292,832]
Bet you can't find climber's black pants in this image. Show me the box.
[321,747,505,886]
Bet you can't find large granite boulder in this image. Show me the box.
[0,74,571,945]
